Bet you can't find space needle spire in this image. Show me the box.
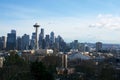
[33,23,40,50]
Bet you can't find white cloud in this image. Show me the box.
[89,14,120,30]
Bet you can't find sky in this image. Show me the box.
[1,0,120,43]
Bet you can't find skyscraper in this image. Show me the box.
[96,42,102,52]
[39,28,44,48]
[2,36,6,49]
[55,35,66,51]
[32,32,36,40]
[30,32,36,49]
[6,30,16,50]
[0,36,6,50]
[45,34,50,49]
[21,34,30,50]
[50,31,55,48]
[55,37,59,50]
[16,37,22,50]
[41,28,44,37]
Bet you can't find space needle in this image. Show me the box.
[33,23,40,50]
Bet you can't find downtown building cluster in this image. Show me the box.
[69,40,102,53]
[0,29,113,54]
[0,29,66,51]
[1,27,120,55]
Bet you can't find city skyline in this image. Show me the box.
[1,0,120,43]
